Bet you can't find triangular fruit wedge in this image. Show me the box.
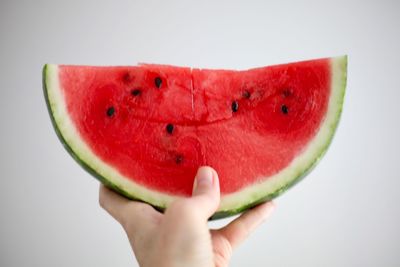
[43,56,347,219]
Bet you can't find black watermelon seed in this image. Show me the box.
[242,90,251,99]
[166,123,174,134]
[281,104,289,115]
[131,89,141,96]
[155,77,162,88]
[232,101,239,112]
[175,154,183,164]
[106,106,115,117]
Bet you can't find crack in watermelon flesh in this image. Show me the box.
[59,59,329,195]
[43,56,347,217]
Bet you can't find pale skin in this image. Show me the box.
[99,166,275,267]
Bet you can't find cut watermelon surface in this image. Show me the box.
[43,56,347,218]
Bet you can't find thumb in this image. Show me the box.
[190,166,220,219]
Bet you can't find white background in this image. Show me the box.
[1,0,399,266]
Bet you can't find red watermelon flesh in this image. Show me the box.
[43,56,346,217]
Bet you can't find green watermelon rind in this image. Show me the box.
[43,56,347,219]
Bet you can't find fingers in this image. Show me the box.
[99,185,161,231]
[99,185,129,222]
[166,166,220,222]
[190,166,220,219]
[218,202,275,249]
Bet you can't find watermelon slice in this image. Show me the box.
[43,56,347,219]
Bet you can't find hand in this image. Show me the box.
[99,166,275,267]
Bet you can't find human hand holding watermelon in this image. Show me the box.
[100,166,275,267]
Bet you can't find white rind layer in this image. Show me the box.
[44,56,346,215]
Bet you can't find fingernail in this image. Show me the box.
[193,167,213,192]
